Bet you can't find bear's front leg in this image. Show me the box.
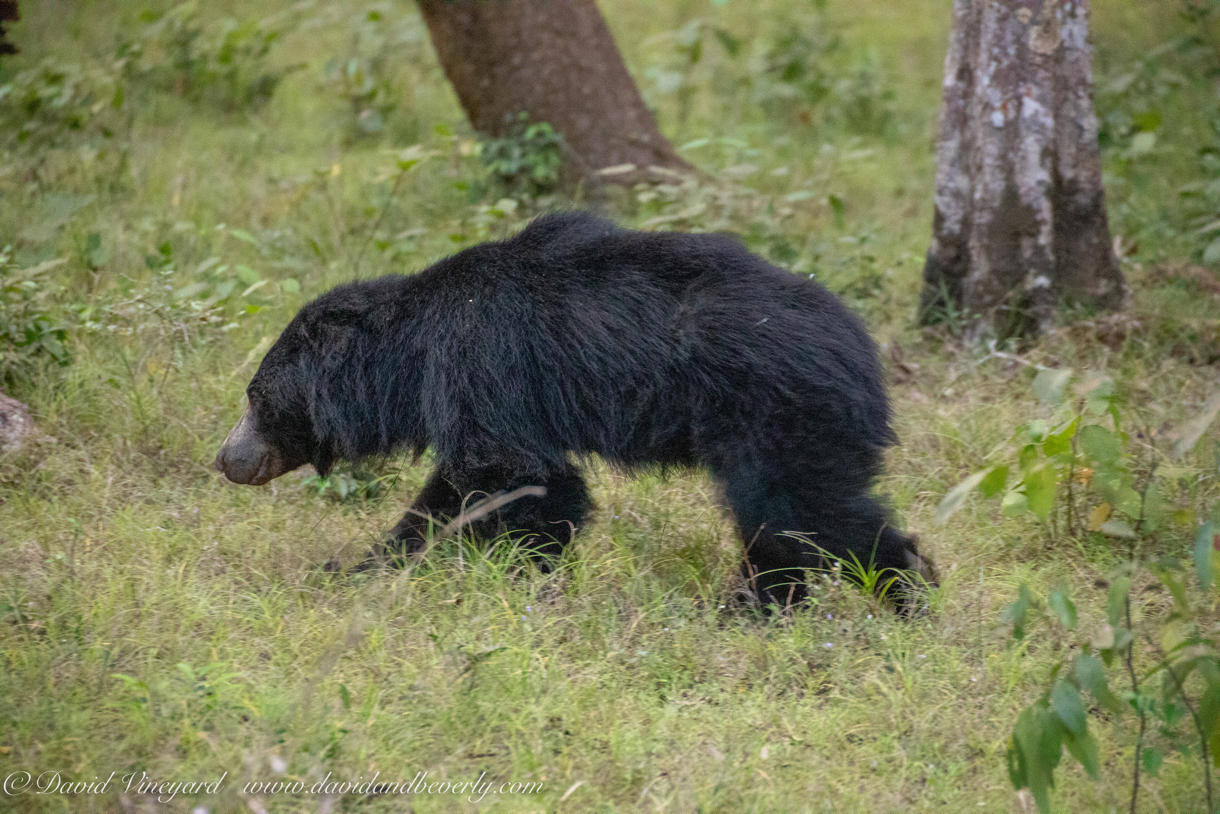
[364,466,466,567]
[365,463,594,569]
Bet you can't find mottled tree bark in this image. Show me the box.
[0,391,37,453]
[920,0,1124,340]
[416,0,694,187]
[0,1,18,56]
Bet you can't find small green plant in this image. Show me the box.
[1001,523,1220,813]
[0,247,69,387]
[0,58,125,147]
[119,2,298,112]
[644,17,743,128]
[478,113,566,198]
[303,467,392,503]
[321,6,417,139]
[747,8,894,138]
[939,368,1220,812]
[936,367,1190,544]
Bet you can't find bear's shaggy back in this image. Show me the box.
[268,211,892,479]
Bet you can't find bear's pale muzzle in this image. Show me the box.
[215,406,289,486]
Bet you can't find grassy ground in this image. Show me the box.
[1,1,1219,812]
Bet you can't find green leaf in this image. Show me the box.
[1171,390,1220,460]
[339,683,351,710]
[1199,670,1220,757]
[1204,237,1220,265]
[40,334,66,360]
[1154,566,1189,614]
[828,195,846,228]
[281,277,300,295]
[1133,110,1161,132]
[236,265,260,285]
[1197,521,1216,590]
[1051,680,1087,736]
[1141,747,1162,777]
[1116,486,1143,520]
[174,282,210,300]
[1027,420,1050,443]
[936,469,991,524]
[980,465,1009,498]
[1140,481,1162,532]
[1010,704,1058,813]
[1047,590,1077,630]
[1004,584,1036,640]
[1033,368,1073,406]
[1064,730,1100,779]
[1002,489,1029,517]
[1075,372,1114,415]
[1025,465,1059,523]
[1131,131,1157,156]
[1075,655,1123,714]
[196,256,222,274]
[1019,443,1039,470]
[230,228,259,245]
[1079,425,1120,467]
[1042,418,1078,458]
[713,27,741,56]
[1107,575,1131,627]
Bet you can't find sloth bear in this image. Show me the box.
[215,212,933,609]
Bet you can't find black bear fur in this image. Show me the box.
[216,212,932,608]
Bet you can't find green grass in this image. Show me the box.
[1,1,1219,812]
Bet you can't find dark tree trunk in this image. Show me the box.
[416,0,695,186]
[0,1,18,56]
[919,0,1124,340]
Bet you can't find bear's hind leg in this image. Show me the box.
[719,472,816,609]
[715,451,929,611]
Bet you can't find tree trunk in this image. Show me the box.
[919,0,1124,340]
[0,1,18,56]
[0,391,37,453]
[416,0,695,186]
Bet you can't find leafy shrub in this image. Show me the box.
[938,368,1220,812]
[77,235,299,345]
[644,17,743,127]
[1001,526,1220,814]
[478,113,566,198]
[936,367,1205,542]
[0,247,69,387]
[119,2,297,112]
[320,5,425,139]
[641,4,896,138]
[0,58,124,147]
[323,54,396,138]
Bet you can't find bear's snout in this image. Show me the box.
[215,406,287,486]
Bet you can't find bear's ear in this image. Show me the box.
[297,313,354,355]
